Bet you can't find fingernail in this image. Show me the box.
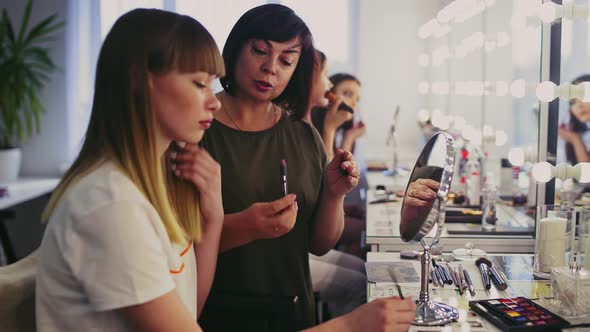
[169,152,177,159]
[295,202,298,210]
[176,141,186,148]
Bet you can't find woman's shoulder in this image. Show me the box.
[60,162,152,218]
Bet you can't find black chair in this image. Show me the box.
[199,292,299,332]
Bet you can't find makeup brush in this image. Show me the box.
[325,91,354,114]
[475,257,491,290]
[489,266,508,291]
[476,257,508,291]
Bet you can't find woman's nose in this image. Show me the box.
[261,58,277,75]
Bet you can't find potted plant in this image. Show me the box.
[0,0,63,182]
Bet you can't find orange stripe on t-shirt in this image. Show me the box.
[180,241,193,257]
[169,263,185,274]
[169,241,192,274]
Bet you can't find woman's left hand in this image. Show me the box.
[170,143,223,223]
[325,149,360,196]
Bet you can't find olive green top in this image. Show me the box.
[201,113,327,330]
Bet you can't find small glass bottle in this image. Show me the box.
[481,174,498,231]
[512,165,527,205]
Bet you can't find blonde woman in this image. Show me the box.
[36,9,224,331]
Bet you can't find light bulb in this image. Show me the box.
[536,81,559,102]
[453,116,466,131]
[496,31,511,47]
[433,115,450,130]
[510,79,526,98]
[462,125,475,141]
[418,81,429,94]
[495,130,508,146]
[508,148,525,167]
[417,109,430,123]
[437,7,452,23]
[496,80,508,96]
[433,24,451,38]
[538,2,563,23]
[532,162,553,183]
[483,125,495,138]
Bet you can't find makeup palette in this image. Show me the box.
[469,297,570,331]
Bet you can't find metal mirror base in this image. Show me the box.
[413,300,459,326]
[412,243,459,326]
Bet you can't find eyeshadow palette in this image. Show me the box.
[469,297,570,331]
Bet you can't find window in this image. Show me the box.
[175,0,264,49]
[281,0,352,65]
[68,0,355,160]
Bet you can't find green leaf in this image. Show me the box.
[17,0,32,45]
[23,15,63,47]
[2,9,15,44]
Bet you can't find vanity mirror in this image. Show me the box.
[399,131,458,325]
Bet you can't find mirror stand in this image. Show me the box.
[414,244,459,325]
[413,197,459,326]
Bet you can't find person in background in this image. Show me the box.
[559,74,590,164]
[306,50,366,318]
[195,4,414,331]
[36,9,224,331]
[312,73,368,258]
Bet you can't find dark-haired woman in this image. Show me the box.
[197,4,414,331]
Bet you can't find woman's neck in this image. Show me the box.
[216,91,280,131]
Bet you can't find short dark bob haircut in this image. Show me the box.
[220,4,315,120]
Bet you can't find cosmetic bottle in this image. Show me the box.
[465,153,481,206]
[481,174,497,231]
[500,158,512,197]
[511,165,526,205]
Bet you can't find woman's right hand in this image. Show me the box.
[400,179,439,238]
[341,297,416,332]
[324,95,353,131]
[243,194,298,239]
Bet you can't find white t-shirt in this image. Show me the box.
[36,162,197,331]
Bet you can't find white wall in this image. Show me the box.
[2,0,69,177]
[358,1,437,167]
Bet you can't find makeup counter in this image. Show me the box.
[366,251,589,332]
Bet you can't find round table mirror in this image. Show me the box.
[399,131,458,326]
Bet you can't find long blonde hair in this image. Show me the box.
[42,9,225,244]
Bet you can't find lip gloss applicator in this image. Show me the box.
[280,159,288,197]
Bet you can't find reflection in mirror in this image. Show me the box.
[400,132,454,243]
[556,0,590,206]
[411,1,541,215]
[399,132,458,326]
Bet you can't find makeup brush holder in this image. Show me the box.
[534,205,575,279]
[549,266,590,317]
